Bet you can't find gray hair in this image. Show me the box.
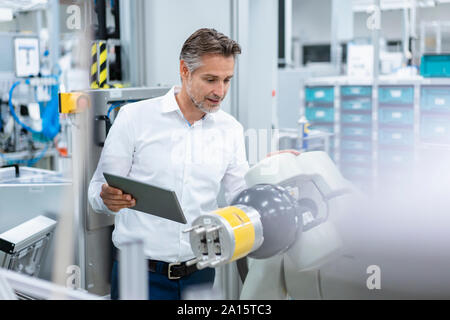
[180,28,242,73]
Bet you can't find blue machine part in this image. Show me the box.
[420,55,450,78]
[341,86,372,97]
[305,107,334,123]
[8,80,60,141]
[305,87,334,103]
[39,84,60,141]
[341,98,372,111]
[379,86,414,104]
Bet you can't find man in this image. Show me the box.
[88,28,248,300]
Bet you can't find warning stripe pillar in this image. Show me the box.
[98,41,109,89]
[90,42,99,89]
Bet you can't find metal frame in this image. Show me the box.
[119,237,147,300]
[0,267,102,300]
[70,87,169,296]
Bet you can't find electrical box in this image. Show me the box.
[0,216,57,278]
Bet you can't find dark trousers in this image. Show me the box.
[110,260,215,300]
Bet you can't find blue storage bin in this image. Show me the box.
[421,87,450,112]
[341,126,372,138]
[420,54,450,78]
[379,86,414,104]
[420,115,450,144]
[341,113,372,125]
[305,87,334,103]
[379,107,414,125]
[341,86,372,97]
[341,139,372,152]
[309,124,334,133]
[341,152,372,164]
[341,98,372,111]
[305,107,334,123]
[378,149,414,165]
[378,128,415,146]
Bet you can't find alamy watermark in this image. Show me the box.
[366,5,381,31]
[168,127,283,176]
[60,2,87,33]
[66,265,81,289]
[366,265,381,290]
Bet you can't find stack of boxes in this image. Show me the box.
[303,81,450,194]
[377,86,416,186]
[304,86,336,156]
[339,86,374,192]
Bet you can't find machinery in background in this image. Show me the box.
[90,0,124,89]
[59,86,169,296]
[0,32,65,168]
[0,165,72,285]
[0,216,57,283]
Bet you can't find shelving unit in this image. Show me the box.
[302,76,450,193]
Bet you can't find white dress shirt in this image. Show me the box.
[88,86,249,262]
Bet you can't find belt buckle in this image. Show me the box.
[168,262,182,280]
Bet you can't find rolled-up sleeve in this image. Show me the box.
[88,107,135,214]
[221,124,249,205]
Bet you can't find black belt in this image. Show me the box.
[147,260,199,280]
[113,248,198,279]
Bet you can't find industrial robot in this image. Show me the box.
[184,151,360,299]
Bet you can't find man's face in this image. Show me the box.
[183,54,235,114]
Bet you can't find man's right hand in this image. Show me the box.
[100,183,136,212]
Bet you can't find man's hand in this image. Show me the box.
[266,149,301,158]
[100,183,136,212]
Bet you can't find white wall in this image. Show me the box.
[292,0,332,44]
[143,0,232,87]
[139,0,279,139]
[292,0,450,44]
[141,0,232,112]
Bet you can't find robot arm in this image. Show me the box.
[184,151,353,272]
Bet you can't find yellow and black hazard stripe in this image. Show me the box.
[98,41,108,89]
[90,42,99,89]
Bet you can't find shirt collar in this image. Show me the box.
[161,86,181,114]
[161,85,216,123]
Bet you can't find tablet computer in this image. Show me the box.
[103,172,187,224]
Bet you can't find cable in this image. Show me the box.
[8,81,41,135]
[0,143,50,167]
[5,77,59,166]
[9,78,60,141]
[107,103,122,119]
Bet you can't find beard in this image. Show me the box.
[186,82,222,114]
[189,95,221,114]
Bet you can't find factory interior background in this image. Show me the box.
[1,0,450,300]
